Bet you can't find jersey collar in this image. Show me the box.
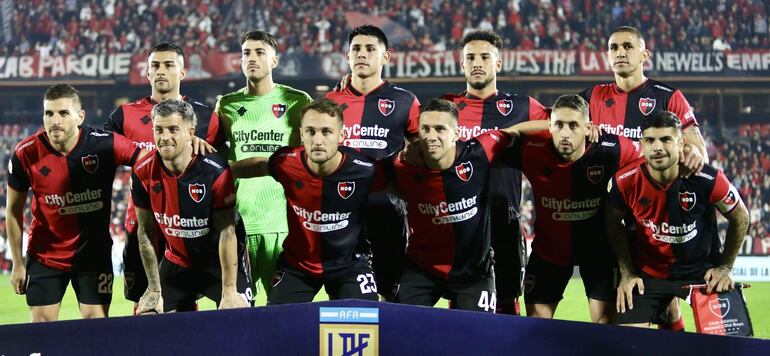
[348,80,389,97]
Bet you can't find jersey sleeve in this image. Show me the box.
[617,136,641,168]
[607,176,628,210]
[668,90,698,129]
[7,151,30,191]
[405,96,420,138]
[113,133,142,166]
[370,161,391,192]
[578,86,593,103]
[204,110,224,147]
[528,97,549,121]
[499,136,524,170]
[211,168,237,210]
[130,171,151,210]
[710,170,742,214]
[287,93,313,147]
[104,106,125,134]
[476,130,514,162]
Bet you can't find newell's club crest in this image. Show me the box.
[337,181,355,199]
[378,99,395,116]
[188,183,206,203]
[81,154,99,174]
[709,297,730,318]
[272,104,287,119]
[679,191,696,211]
[586,165,604,184]
[455,162,473,182]
[639,97,656,116]
[496,99,513,116]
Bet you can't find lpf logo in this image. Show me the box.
[320,307,379,356]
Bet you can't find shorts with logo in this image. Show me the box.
[25,257,113,306]
[366,192,408,300]
[268,255,379,305]
[524,252,616,305]
[159,255,253,311]
[394,258,497,313]
[616,273,702,324]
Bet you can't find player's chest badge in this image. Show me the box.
[496,99,513,116]
[455,161,473,182]
[679,191,696,211]
[189,183,206,203]
[639,97,656,116]
[337,181,355,199]
[378,99,395,116]
[586,165,604,184]
[81,154,99,174]
[272,104,287,119]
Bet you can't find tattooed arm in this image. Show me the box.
[213,208,247,309]
[704,200,750,293]
[135,207,164,314]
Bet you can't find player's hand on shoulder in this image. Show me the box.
[704,264,735,294]
[616,274,644,314]
[400,142,425,167]
[218,290,248,310]
[137,290,164,315]
[333,73,351,92]
[192,136,217,155]
[679,143,704,178]
[10,265,26,295]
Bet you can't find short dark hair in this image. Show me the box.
[420,98,458,123]
[610,26,645,44]
[301,98,343,126]
[152,99,197,128]
[641,110,682,132]
[44,83,81,108]
[240,30,279,52]
[348,25,389,49]
[461,30,503,50]
[151,42,185,59]
[552,94,589,121]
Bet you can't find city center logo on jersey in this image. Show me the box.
[418,195,478,225]
[679,191,696,211]
[378,99,395,116]
[337,182,355,199]
[341,124,390,150]
[496,99,513,116]
[586,165,604,184]
[541,197,601,221]
[639,97,656,116]
[459,126,499,141]
[272,103,286,118]
[292,204,352,233]
[709,298,730,318]
[455,161,473,181]
[597,123,642,140]
[154,212,210,238]
[81,154,99,174]
[189,183,206,203]
[641,219,698,244]
[44,188,104,215]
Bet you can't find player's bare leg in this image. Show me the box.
[658,299,684,331]
[30,304,61,322]
[587,298,613,323]
[525,303,557,318]
[78,303,109,318]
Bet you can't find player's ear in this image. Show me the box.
[271,53,279,69]
[495,51,502,72]
[77,109,85,126]
[382,49,391,63]
[178,63,187,80]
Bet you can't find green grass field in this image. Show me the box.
[0,275,767,338]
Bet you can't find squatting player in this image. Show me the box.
[105,42,222,311]
[606,110,749,327]
[230,98,381,304]
[502,94,639,323]
[7,84,143,321]
[132,100,250,313]
[216,30,312,301]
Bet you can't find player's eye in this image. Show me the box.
[569,123,578,129]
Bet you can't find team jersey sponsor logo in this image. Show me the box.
[641,219,698,244]
[352,159,373,167]
[272,103,286,118]
[679,191,696,211]
[541,197,601,221]
[600,141,616,147]
[232,130,286,153]
[639,97,656,116]
[44,188,104,215]
[496,99,513,116]
[89,131,109,137]
[417,195,478,225]
[189,183,206,203]
[134,141,156,151]
[598,123,642,140]
[378,99,395,116]
[455,161,473,181]
[153,212,210,238]
[292,204,351,233]
[203,157,223,169]
[586,165,604,184]
[342,124,391,150]
[338,181,355,199]
[696,171,715,180]
[81,154,99,174]
[17,140,35,152]
[618,167,639,180]
[459,126,498,141]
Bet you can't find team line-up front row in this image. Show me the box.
[6,26,749,330]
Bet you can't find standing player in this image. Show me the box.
[442,30,549,315]
[606,111,749,327]
[325,25,420,300]
[7,84,142,321]
[502,94,639,323]
[230,98,381,304]
[580,26,707,329]
[216,31,312,301]
[105,42,222,311]
[132,100,250,313]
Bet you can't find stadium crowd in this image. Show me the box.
[3,0,769,57]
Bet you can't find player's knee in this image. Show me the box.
[79,304,109,318]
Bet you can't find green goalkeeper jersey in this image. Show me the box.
[217,84,312,233]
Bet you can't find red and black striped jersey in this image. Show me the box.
[609,159,740,279]
[580,79,697,141]
[105,96,223,235]
[8,126,141,271]
[503,133,639,266]
[269,146,387,278]
[389,130,512,282]
[131,152,236,268]
[325,81,419,160]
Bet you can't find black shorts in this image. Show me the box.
[394,258,497,313]
[25,258,113,306]
[123,229,164,302]
[365,192,408,300]
[523,253,616,305]
[268,255,379,305]
[615,273,701,324]
[159,255,252,311]
[490,201,526,302]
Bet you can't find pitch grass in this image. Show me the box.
[0,275,767,338]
